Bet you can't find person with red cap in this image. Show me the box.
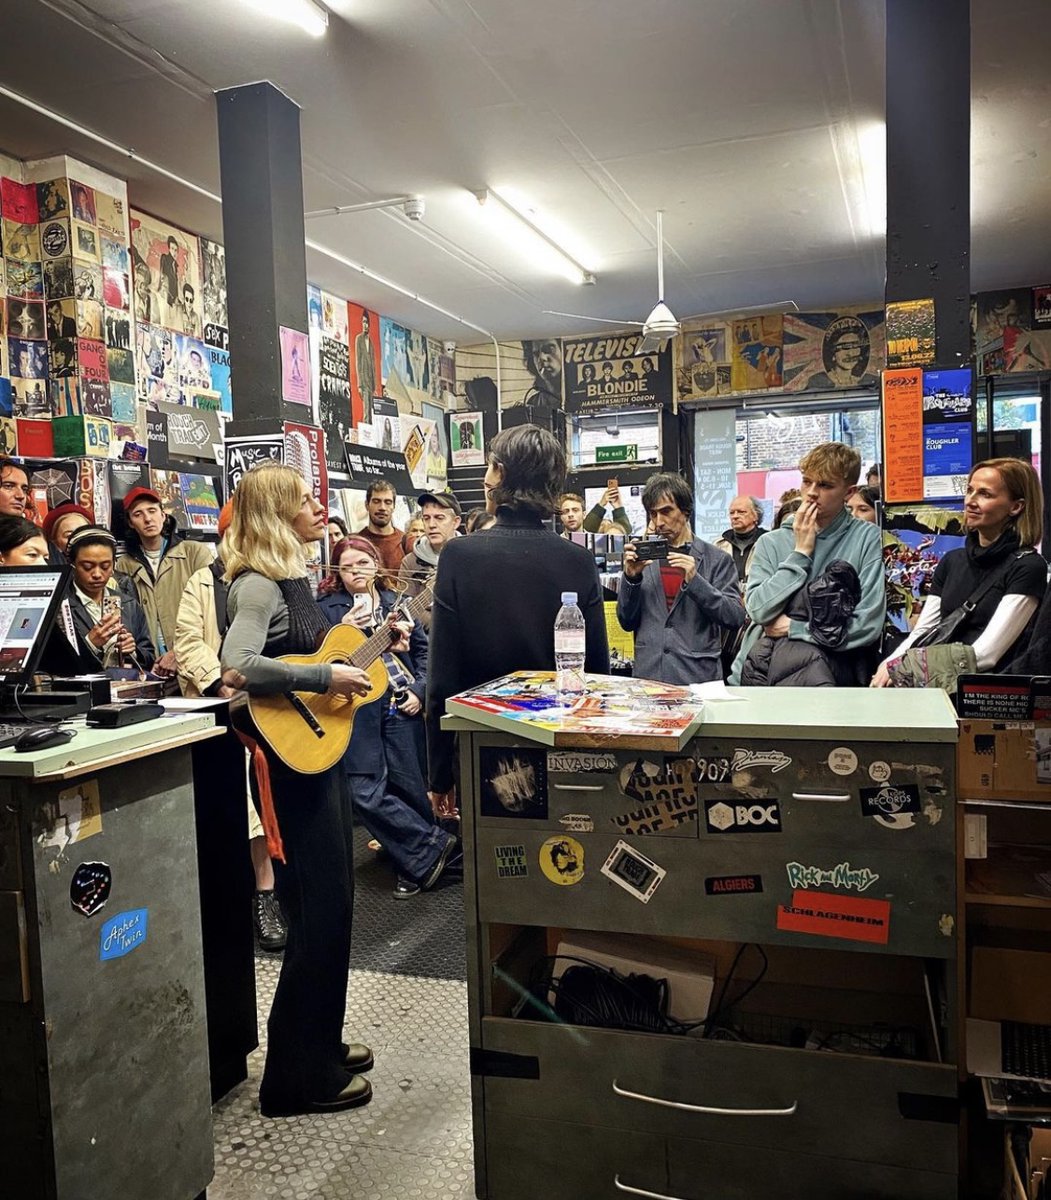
[116,484,213,674]
[175,498,288,953]
[41,502,92,560]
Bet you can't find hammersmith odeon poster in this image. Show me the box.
[676,322,732,402]
[782,310,886,392]
[731,314,783,391]
[562,333,672,415]
[129,209,203,337]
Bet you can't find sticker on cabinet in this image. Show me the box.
[479,747,548,820]
[776,890,890,945]
[704,799,783,833]
[600,840,666,903]
[858,783,921,819]
[547,751,617,773]
[494,845,529,879]
[730,748,792,774]
[705,874,763,896]
[827,747,858,775]
[785,860,880,893]
[70,861,111,917]
[539,836,585,886]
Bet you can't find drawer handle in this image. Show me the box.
[552,783,605,792]
[614,1177,691,1200]
[791,791,850,803]
[612,1080,797,1117]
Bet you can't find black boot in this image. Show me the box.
[253,889,287,952]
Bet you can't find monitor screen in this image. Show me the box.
[0,566,71,685]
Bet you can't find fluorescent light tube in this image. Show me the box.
[474,188,595,285]
[241,0,329,37]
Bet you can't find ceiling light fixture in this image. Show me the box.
[473,188,595,286]
[240,0,329,38]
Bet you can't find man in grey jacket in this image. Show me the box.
[616,473,744,684]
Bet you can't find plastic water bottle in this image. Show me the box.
[554,591,587,706]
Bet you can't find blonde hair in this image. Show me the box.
[223,463,309,582]
[798,442,861,486]
[970,457,1043,548]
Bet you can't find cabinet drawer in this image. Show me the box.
[472,825,956,957]
[478,1018,958,1174]
[482,1112,957,1200]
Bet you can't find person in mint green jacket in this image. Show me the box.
[729,442,885,685]
[582,483,633,535]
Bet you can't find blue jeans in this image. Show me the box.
[345,694,447,882]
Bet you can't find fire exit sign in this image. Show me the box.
[595,444,638,464]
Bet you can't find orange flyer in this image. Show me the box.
[881,367,924,503]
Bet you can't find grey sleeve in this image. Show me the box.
[222,574,332,695]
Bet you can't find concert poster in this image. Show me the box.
[563,333,672,415]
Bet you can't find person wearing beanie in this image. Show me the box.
[174,497,287,953]
[116,484,214,674]
[47,524,156,674]
[42,502,93,556]
[319,534,459,898]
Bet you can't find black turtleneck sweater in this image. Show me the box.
[930,527,1046,645]
[425,508,610,792]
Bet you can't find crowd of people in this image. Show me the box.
[0,426,1048,1120]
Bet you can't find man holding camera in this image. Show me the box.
[617,473,744,684]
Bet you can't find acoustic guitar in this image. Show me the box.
[246,581,433,775]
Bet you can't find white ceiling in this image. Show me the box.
[0,0,1048,341]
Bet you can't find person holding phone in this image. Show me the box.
[583,479,633,536]
[617,472,743,684]
[318,536,459,898]
[59,525,155,672]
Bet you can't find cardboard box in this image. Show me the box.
[958,719,1051,803]
[970,947,1051,1025]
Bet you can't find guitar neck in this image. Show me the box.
[347,583,432,670]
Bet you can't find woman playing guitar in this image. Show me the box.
[220,463,379,1117]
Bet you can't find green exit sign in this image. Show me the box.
[596,444,638,464]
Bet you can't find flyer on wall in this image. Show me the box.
[280,326,311,407]
[449,411,484,466]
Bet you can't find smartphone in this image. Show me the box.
[608,477,618,489]
[102,594,122,622]
[350,594,372,618]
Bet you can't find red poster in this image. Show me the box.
[283,421,328,504]
[881,367,924,503]
[78,338,109,382]
[1,178,40,225]
[776,889,890,945]
[347,302,380,429]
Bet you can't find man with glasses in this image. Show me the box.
[0,460,31,518]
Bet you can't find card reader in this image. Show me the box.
[86,702,166,728]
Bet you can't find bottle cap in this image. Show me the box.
[561,591,577,605]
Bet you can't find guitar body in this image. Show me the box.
[247,623,389,775]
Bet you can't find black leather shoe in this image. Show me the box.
[260,1075,372,1117]
[393,876,421,899]
[420,836,462,892]
[341,1042,374,1073]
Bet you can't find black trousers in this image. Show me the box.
[258,754,355,1108]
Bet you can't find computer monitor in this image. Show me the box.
[0,566,71,687]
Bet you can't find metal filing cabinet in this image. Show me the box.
[454,687,960,1200]
[0,717,220,1200]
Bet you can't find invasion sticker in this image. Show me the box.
[547,751,617,773]
[600,840,666,903]
[776,890,890,945]
[858,783,921,819]
[494,845,528,879]
[539,836,585,886]
[705,874,763,896]
[785,860,880,893]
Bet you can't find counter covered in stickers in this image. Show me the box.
[455,685,962,1200]
[0,712,222,1200]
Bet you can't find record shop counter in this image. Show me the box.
[452,681,962,1200]
[0,710,228,1200]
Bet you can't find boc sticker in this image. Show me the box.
[539,835,585,886]
[827,747,858,776]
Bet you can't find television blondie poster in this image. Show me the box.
[562,334,672,415]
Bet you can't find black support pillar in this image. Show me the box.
[885,0,971,366]
[215,81,310,430]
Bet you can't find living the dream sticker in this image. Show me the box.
[494,845,528,879]
[99,908,149,961]
[539,836,585,886]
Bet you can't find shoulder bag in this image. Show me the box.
[912,549,1035,650]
